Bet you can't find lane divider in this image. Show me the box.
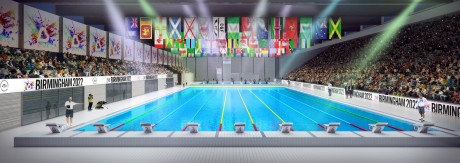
[109,90,197,131]
[218,89,229,131]
[284,90,403,131]
[262,90,323,130]
[182,91,217,132]
[237,89,258,131]
[274,91,367,131]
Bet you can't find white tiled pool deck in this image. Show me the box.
[2,85,460,162]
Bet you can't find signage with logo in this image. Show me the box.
[0,80,9,92]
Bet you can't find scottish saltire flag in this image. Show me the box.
[270,17,283,39]
[315,17,328,40]
[227,17,240,39]
[140,17,152,39]
[126,17,139,39]
[300,17,312,48]
[169,17,182,39]
[154,17,168,48]
[257,18,269,39]
[213,17,226,39]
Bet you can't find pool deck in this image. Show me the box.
[9,85,460,147]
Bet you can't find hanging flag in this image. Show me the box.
[261,48,269,57]
[213,17,226,39]
[284,17,298,51]
[239,39,248,48]
[185,48,192,57]
[169,17,182,39]
[184,18,198,39]
[139,17,152,39]
[257,18,269,39]
[241,17,258,48]
[255,48,261,58]
[154,17,168,48]
[165,39,174,48]
[315,17,328,40]
[227,39,239,49]
[198,18,212,39]
[194,39,201,57]
[126,17,139,39]
[329,17,342,39]
[270,17,283,39]
[171,48,179,55]
[300,17,312,48]
[227,17,240,39]
[269,48,276,57]
[186,39,195,48]
[259,39,268,48]
[227,48,235,57]
[235,48,243,57]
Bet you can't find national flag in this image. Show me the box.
[259,39,268,48]
[239,39,248,48]
[213,17,226,39]
[227,48,235,57]
[169,17,182,39]
[261,48,269,57]
[126,17,139,39]
[154,17,168,48]
[198,18,212,39]
[255,48,261,57]
[269,48,276,57]
[300,17,312,48]
[183,48,191,57]
[328,17,342,39]
[184,18,198,39]
[257,18,269,39]
[186,39,195,48]
[315,17,328,40]
[270,17,283,39]
[139,17,152,39]
[165,39,174,48]
[227,17,240,39]
[227,39,239,49]
[284,17,298,50]
[171,48,179,55]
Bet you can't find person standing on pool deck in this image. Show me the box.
[65,97,81,127]
[416,94,429,122]
[327,82,332,96]
[87,94,93,111]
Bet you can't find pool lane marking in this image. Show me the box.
[284,90,404,131]
[248,90,286,124]
[153,91,206,128]
[218,89,229,131]
[182,91,217,131]
[262,90,321,129]
[109,90,196,131]
[274,91,369,131]
[237,89,258,131]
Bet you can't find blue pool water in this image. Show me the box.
[78,87,416,131]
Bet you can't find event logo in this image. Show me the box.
[24,80,35,91]
[0,80,8,92]
[92,77,97,84]
[106,77,111,83]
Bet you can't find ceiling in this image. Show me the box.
[13,0,453,35]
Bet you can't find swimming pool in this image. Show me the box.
[78,87,416,132]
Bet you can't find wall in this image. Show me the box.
[0,93,21,131]
[158,78,166,90]
[195,58,208,81]
[106,83,132,103]
[84,84,106,110]
[278,1,460,78]
[131,80,145,97]
[181,73,195,84]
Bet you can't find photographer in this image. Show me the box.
[88,94,94,111]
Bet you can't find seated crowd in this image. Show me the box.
[0,45,178,79]
[286,13,460,104]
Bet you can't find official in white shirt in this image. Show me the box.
[415,94,429,122]
[64,97,81,127]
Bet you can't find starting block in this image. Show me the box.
[234,122,246,133]
[140,122,154,133]
[279,123,293,133]
[368,122,388,133]
[93,123,110,133]
[46,123,66,133]
[186,122,200,133]
[414,123,435,133]
[324,122,340,133]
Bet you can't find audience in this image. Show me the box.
[0,46,178,79]
[286,13,460,104]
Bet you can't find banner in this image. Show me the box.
[134,41,143,62]
[63,18,86,55]
[24,5,60,52]
[139,17,152,39]
[270,17,283,40]
[0,0,19,48]
[285,17,298,53]
[108,33,122,60]
[213,17,226,39]
[184,17,198,39]
[89,26,107,58]
[169,17,182,39]
[144,44,151,63]
[227,17,240,39]
[257,18,269,39]
[315,17,328,40]
[123,38,134,61]
[198,17,212,39]
[154,17,167,48]
[300,17,312,48]
[152,48,158,64]
[329,17,342,39]
[125,17,139,39]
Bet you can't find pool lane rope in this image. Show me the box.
[237,89,258,131]
[218,89,229,131]
[182,91,217,131]
[261,90,324,130]
[109,90,198,131]
[274,91,368,131]
[282,90,404,131]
